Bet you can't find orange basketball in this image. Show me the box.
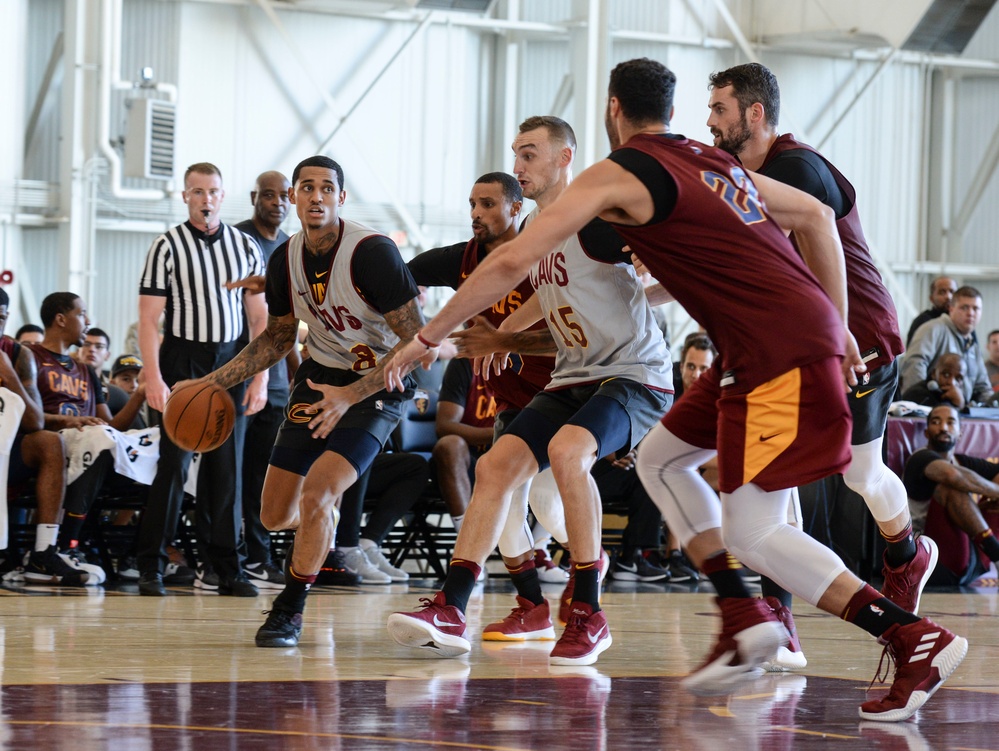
[162,380,235,453]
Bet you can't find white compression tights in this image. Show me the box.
[636,422,847,605]
[843,435,909,523]
[496,469,569,558]
[722,483,847,606]
[635,423,721,546]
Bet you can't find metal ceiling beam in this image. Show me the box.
[253,0,432,248]
[816,49,899,150]
[950,115,999,234]
[24,32,63,158]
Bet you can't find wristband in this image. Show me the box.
[416,332,441,350]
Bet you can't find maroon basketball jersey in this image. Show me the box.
[28,344,98,417]
[461,367,498,430]
[761,135,903,371]
[458,239,554,411]
[612,134,843,390]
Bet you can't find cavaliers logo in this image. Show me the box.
[287,403,316,423]
[413,397,429,416]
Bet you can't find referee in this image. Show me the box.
[136,162,267,597]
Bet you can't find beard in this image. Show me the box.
[605,106,620,149]
[928,434,956,453]
[715,116,752,156]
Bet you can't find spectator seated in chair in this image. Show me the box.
[903,404,999,586]
[901,352,967,410]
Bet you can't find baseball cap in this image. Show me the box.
[111,354,143,376]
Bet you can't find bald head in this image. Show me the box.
[251,171,291,233]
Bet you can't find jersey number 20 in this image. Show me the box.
[701,167,766,225]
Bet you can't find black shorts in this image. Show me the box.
[7,433,35,487]
[504,378,672,471]
[849,358,897,446]
[271,357,413,476]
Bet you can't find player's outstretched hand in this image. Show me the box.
[452,316,505,359]
[225,275,266,294]
[384,338,439,393]
[305,379,356,439]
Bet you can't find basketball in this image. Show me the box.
[162,380,236,452]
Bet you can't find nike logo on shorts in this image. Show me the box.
[759,432,781,442]
[855,388,876,398]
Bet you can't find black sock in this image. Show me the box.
[842,584,919,638]
[882,524,918,568]
[571,562,601,611]
[702,551,752,599]
[760,576,793,609]
[442,559,479,612]
[508,561,544,606]
[976,529,999,562]
[274,578,311,613]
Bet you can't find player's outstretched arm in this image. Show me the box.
[205,312,299,391]
[925,459,999,499]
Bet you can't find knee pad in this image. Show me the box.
[843,438,908,522]
[497,479,533,557]
[527,469,566,545]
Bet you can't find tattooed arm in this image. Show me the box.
[204,312,300,391]
[306,297,427,439]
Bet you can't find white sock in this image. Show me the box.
[36,524,59,553]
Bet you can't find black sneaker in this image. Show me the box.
[256,608,303,647]
[245,561,286,590]
[219,574,259,597]
[163,562,196,585]
[315,549,362,586]
[613,550,670,582]
[666,550,700,583]
[194,565,220,591]
[23,546,89,586]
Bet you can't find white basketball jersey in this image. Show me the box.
[287,221,400,372]
[525,210,672,391]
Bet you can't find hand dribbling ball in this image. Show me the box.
[162,381,235,452]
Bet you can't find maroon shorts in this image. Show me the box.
[663,357,852,494]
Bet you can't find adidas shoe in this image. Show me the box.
[245,561,286,590]
[359,539,409,582]
[387,591,471,658]
[613,550,670,582]
[858,618,968,722]
[314,549,362,586]
[761,596,808,672]
[255,608,303,648]
[550,603,612,666]
[559,549,610,626]
[341,547,392,584]
[59,548,105,585]
[535,548,569,584]
[681,597,787,696]
[666,550,700,583]
[194,565,220,591]
[881,536,938,615]
[24,546,89,586]
[483,596,556,642]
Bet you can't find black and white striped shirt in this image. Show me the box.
[139,221,264,343]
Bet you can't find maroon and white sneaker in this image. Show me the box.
[761,596,808,672]
[535,548,569,584]
[858,617,967,722]
[483,596,556,642]
[387,592,471,658]
[881,536,938,615]
[681,597,787,696]
[558,550,610,626]
[550,603,612,666]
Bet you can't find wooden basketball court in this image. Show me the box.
[1,577,995,750]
